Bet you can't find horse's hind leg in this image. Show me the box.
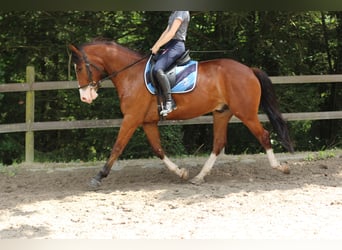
[143,123,189,179]
[190,110,233,185]
[239,114,290,174]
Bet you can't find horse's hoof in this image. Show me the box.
[89,178,101,189]
[281,164,290,174]
[273,165,290,174]
[180,168,189,180]
[189,176,205,185]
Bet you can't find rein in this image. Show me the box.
[78,48,232,90]
[78,47,232,89]
[79,50,149,90]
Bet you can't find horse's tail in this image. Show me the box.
[252,68,294,153]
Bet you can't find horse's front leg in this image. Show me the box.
[142,123,189,180]
[190,110,233,185]
[90,116,140,188]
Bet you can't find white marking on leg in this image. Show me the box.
[266,148,280,167]
[163,156,189,179]
[266,149,290,174]
[190,153,217,184]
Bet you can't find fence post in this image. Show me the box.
[25,66,35,163]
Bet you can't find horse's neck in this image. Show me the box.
[105,45,141,72]
[99,45,143,94]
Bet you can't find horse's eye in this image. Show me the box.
[74,64,82,73]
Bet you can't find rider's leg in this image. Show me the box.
[155,69,177,116]
[153,40,184,116]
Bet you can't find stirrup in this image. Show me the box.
[160,100,177,116]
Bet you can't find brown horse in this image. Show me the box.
[69,41,293,187]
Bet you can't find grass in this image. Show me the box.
[305,149,337,161]
[0,164,19,177]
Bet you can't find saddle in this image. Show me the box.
[149,50,191,89]
[144,50,198,95]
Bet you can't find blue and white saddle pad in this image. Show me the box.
[144,56,198,95]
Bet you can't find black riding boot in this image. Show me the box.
[155,69,177,116]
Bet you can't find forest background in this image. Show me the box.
[0,11,341,165]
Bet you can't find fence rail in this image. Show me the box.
[1,74,342,93]
[1,66,341,162]
[1,111,342,134]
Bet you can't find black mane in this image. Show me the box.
[70,38,144,65]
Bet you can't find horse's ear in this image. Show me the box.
[68,44,81,56]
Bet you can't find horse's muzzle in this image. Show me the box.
[79,86,98,104]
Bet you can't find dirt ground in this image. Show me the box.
[0,150,341,239]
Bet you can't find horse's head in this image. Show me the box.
[69,44,104,104]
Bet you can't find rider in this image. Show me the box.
[151,11,190,117]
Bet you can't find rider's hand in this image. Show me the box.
[151,45,160,55]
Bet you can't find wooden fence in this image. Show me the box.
[0,66,341,162]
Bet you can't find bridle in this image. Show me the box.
[77,49,148,90]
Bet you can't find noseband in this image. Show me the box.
[77,49,149,90]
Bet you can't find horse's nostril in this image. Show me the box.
[81,96,92,104]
